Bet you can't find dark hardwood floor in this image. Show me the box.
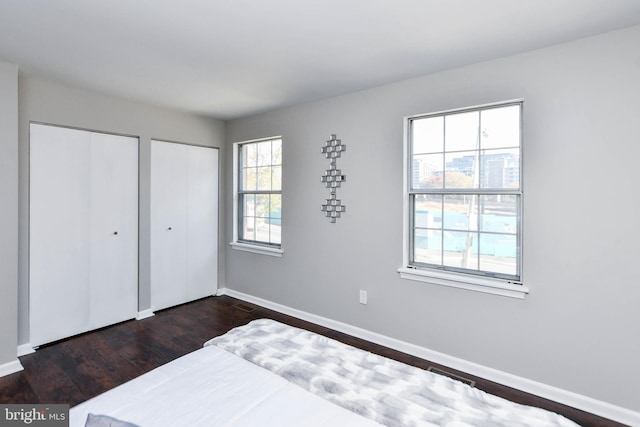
[0,295,626,426]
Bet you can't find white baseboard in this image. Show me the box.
[217,287,640,427]
[0,359,24,378]
[17,343,36,357]
[136,309,155,320]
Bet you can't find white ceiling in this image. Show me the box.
[1,0,639,120]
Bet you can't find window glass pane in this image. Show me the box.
[255,194,270,217]
[270,222,281,245]
[242,167,257,191]
[243,143,257,167]
[445,111,479,152]
[443,231,478,270]
[480,105,520,150]
[414,229,441,265]
[414,207,438,228]
[412,116,443,154]
[270,194,282,219]
[414,194,442,226]
[479,195,518,234]
[243,194,255,216]
[443,195,478,231]
[272,165,282,191]
[256,166,272,191]
[257,141,272,166]
[412,153,443,189]
[272,139,282,165]
[480,148,520,189]
[479,234,517,276]
[445,151,477,189]
[243,217,255,241]
[255,217,268,242]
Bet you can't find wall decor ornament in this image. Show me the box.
[320,134,346,223]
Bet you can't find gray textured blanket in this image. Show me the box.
[206,319,579,427]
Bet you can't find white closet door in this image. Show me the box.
[30,123,139,347]
[187,145,218,300]
[30,124,92,346]
[89,132,139,328]
[150,140,188,311]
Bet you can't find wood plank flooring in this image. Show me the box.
[0,295,626,426]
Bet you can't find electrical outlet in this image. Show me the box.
[359,290,367,305]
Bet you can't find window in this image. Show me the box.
[231,137,283,256]
[400,101,528,298]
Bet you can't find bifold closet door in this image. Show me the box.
[150,141,189,310]
[30,125,91,346]
[88,132,139,328]
[30,123,138,347]
[150,140,218,311]
[186,145,219,301]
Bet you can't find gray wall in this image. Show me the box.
[225,26,640,412]
[17,74,226,345]
[0,60,19,368]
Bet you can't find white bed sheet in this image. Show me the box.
[69,345,381,427]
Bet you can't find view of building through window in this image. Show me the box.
[239,138,282,246]
[408,102,522,280]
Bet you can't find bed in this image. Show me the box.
[70,319,579,427]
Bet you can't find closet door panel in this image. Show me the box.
[186,145,218,300]
[29,124,91,346]
[150,140,188,311]
[89,133,139,328]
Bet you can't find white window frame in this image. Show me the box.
[398,100,529,299]
[230,136,283,257]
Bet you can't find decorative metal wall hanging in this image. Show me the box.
[320,134,346,223]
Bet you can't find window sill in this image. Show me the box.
[397,267,529,299]
[230,242,283,257]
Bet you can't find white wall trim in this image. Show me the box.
[217,287,640,427]
[136,309,155,320]
[229,242,283,257]
[17,343,35,357]
[0,359,23,378]
[397,267,529,299]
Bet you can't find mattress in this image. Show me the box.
[70,319,579,427]
[69,343,380,427]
